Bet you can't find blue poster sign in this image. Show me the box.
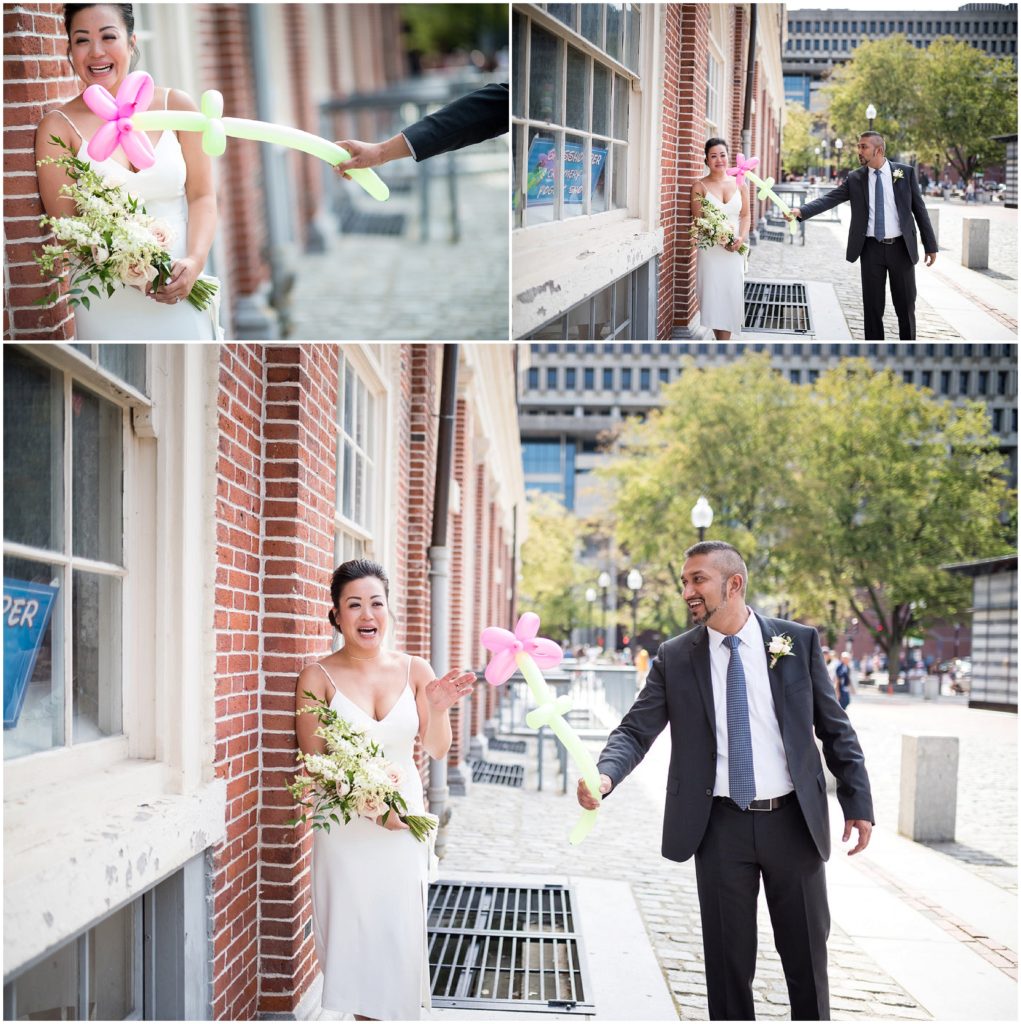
[3,578,58,730]
[526,137,607,207]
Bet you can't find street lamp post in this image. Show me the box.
[626,568,643,650]
[835,137,843,176]
[585,587,597,646]
[814,145,821,178]
[866,103,876,132]
[691,496,714,542]
[598,571,611,650]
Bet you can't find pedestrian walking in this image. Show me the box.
[835,651,854,710]
[578,541,874,1020]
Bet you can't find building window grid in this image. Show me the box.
[514,6,640,229]
[334,354,378,567]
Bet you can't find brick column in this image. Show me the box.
[3,3,78,339]
[211,344,266,1021]
[730,6,746,147]
[655,3,683,339]
[470,460,489,744]
[283,3,322,250]
[256,344,339,1016]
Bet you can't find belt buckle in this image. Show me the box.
[747,799,770,812]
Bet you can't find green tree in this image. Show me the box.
[518,492,587,643]
[600,355,801,609]
[401,4,508,61]
[913,39,1018,182]
[822,36,921,153]
[785,360,1014,679]
[781,102,817,175]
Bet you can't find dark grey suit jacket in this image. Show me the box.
[798,162,937,265]
[597,615,874,863]
[402,83,508,162]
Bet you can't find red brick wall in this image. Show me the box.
[212,344,267,1021]
[283,4,320,250]
[3,2,78,339]
[668,3,710,334]
[655,3,683,340]
[730,7,746,150]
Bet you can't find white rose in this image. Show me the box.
[90,244,110,265]
[117,256,157,291]
[386,765,404,788]
[335,778,351,799]
[355,791,384,819]
[149,219,175,251]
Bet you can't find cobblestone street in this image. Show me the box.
[925,200,1018,293]
[284,151,509,341]
[438,689,1016,1020]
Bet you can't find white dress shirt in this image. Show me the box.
[707,610,794,800]
[866,159,902,240]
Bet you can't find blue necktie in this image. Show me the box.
[725,635,756,809]
[874,169,886,241]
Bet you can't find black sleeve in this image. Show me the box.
[401,83,509,162]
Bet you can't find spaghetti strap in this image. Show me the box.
[312,661,336,704]
[405,654,413,688]
[163,87,172,111]
[50,108,84,146]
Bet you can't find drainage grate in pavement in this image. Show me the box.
[428,881,594,1013]
[469,760,525,787]
[488,738,528,754]
[744,281,812,334]
[339,206,407,236]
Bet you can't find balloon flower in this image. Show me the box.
[481,613,602,845]
[83,72,389,202]
[727,152,798,235]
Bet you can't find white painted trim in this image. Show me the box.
[16,344,151,409]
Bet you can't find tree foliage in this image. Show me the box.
[781,103,817,175]
[401,4,508,59]
[912,38,1018,181]
[600,356,1014,670]
[518,491,587,644]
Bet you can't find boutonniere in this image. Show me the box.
[767,634,794,669]
[892,168,904,183]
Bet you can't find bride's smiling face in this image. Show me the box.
[68,6,135,94]
[335,577,389,655]
[705,145,729,173]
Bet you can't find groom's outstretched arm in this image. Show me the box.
[594,647,670,795]
[794,178,851,221]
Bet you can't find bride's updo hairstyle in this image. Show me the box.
[64,4,140,71]
[328,559,390,631]
[704,138,729,162]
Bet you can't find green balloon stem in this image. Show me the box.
[744,168,799,233]
[130,111,389,202]
[516,652,603,844]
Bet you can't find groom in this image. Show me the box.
[578,542,874,1020]
[788,132,937,339]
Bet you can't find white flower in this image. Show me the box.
[892,168,904,183]
[115,254,157,291]
[148,219,175,251]
[767,633,794,669]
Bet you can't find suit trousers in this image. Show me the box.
[859,236,917,340]
[694,798,831,1020]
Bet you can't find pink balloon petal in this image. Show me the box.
[86,121,120,162]
[119,71,153,114]
[484,648,518,686]
[529,638,564,668]
[82,84,118,121]
[121,129,156,170]
[480,626,516,652]
[515,612,540,641]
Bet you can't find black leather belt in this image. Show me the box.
[869,237,899,245]
[715,792,795,812]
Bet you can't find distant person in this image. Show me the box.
[787,131,937,340]
[634,646,650,687]
[965,179,975,203]
[835,651,854,709]
[334,83,508,176]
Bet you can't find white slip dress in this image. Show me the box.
[50,94,222,341]
[310,656,432,1020]
[696,189,745,336]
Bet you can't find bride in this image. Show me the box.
[35,3,221,340]
[691,138,749,340]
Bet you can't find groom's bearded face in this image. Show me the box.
[681,557,730,624]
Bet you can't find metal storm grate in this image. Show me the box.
[743,281,813,335]
[469,760,525,787]
[489,738,528,754]
[428,882,594,1013]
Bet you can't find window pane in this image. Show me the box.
[625,5,641,70]
[97,343,146,394]
[6,931,81,1018]
[605,3,623,61]
[614,275,632,332]
[613,74,630,139]
[564,133,587,217]
[512,10,525,118]
[3,348,64,552]
[342,441,353,519]
[356,376,367,448]
[72,386,123,565]
[548,4,576,30]
[529,26,561,123]
[592,64,610,136]
[591,137,609,214]
[90,902,137,1018]
[565,47,589,130]
[593,288,613,339]
[580,4,603,47]
[343,358,355,437]
[72,569,121,743]
[568,300,593,341]
[612,143,628,210]
[3,558,65,759]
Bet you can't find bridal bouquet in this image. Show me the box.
[287,690,438,843]
[34,135,217,311]
[693,193,749,256]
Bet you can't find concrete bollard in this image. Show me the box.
[899,734,959,842]
[962,218,990,269]
[927,207,940,249]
